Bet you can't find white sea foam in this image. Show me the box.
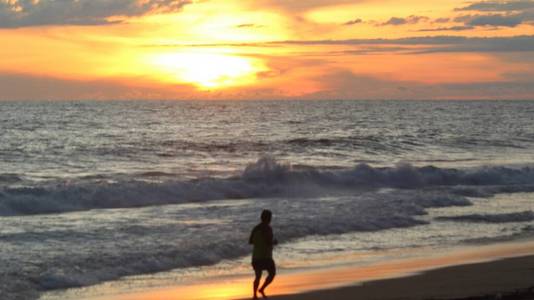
[436,211,534,223]
[1,157,534,216]
[0,177,478,299]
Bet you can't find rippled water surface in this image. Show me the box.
[1,100,534,300]
[2,100,534,182]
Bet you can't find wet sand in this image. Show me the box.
[272,254,534,300]
[72,240,534,300]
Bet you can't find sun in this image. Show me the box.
[147,51,265,89]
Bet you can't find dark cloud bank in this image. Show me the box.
[0,0,191,28]
[454,0,534,28]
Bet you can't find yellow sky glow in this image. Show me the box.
[146,51,267,88]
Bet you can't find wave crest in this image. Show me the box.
[2,157,534,216]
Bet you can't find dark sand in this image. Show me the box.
[272,255,534,300]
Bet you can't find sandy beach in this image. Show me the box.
[57,240,534,300]
[273,253,534,300]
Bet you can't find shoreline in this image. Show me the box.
[48,239,534,300]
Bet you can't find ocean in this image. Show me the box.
[1,100,534,300]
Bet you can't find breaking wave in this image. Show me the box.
[436,211,534,223]
[2,157,534,216]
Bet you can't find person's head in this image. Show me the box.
[260,209,272,224]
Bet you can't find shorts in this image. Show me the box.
[252,258,276,273]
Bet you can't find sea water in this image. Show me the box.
[1,100,534,299]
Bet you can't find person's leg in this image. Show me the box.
[253,268,262,299]
[258,261,276,298]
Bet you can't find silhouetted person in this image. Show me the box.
[249,209,277,299]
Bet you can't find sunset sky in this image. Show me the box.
[1,0,534,100]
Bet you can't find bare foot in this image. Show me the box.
[259,289,268,299]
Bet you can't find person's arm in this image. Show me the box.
[249,227,256,245]
[266,226,277,246]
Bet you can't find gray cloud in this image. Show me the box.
[0,72,198,101]
[456,13,524,27]
[453,1,534,28]
[433,17,451,23]
[276,35,531,45]
[343,19,362,26]
[303,70,534,100]
[269,36,534,54]
[409,36,534,53]
[418,25,475,32]
[152,35,534,54]
[0,0,191,28]
[455,0,534,12]
[380,15,429,26]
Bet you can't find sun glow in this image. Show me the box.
[148,52,266,89]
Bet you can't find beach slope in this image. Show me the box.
[273,254,534,300]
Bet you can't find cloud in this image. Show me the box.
[308,70,534,100]
[0,72,201,100]
[343,18,362,26]
[418,26,475,32]
[151,35,534,54]
[0,0,192,28]
[261,36,534,56]
[295,70,534,100]
[268,36,534,52]
[433,17,451,23]
[379,15,429,26]
[455,0,534,12]
[456,13,524,27]
[453,1,534,28]
[236,23,263,28]
[252,0,361,12]
[406,36,534,53]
